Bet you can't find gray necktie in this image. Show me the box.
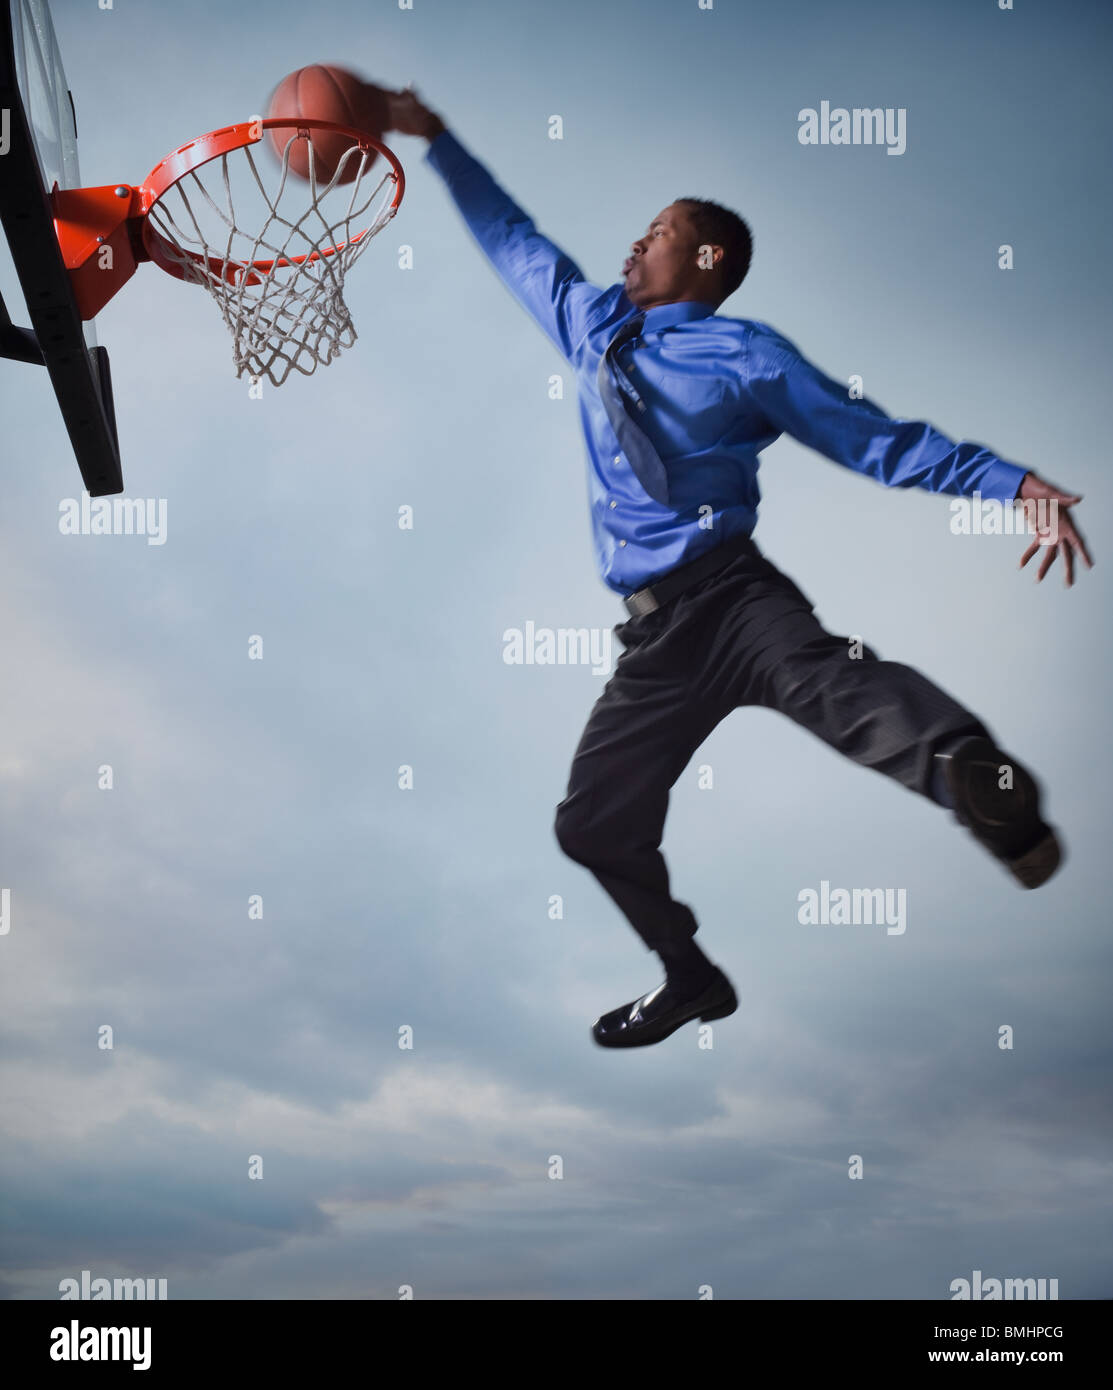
[596,314,670,506]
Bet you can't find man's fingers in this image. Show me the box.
[1019,525,1092,585]
[1068,526,1095,569]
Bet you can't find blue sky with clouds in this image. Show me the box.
[1,0,1110,1299]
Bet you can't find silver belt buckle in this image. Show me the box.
[624,586,659,618]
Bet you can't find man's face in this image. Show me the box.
[622,203,719,309]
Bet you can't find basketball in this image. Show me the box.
[266,65,390,184]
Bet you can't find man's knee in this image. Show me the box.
[554,799,596,866]
[555,794,656,872]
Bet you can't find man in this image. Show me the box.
[387,87,1092,1050]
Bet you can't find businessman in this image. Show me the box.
[388,88,1092,1049]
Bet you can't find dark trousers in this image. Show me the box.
[553,535,991,954]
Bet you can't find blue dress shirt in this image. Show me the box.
[425,129,1029,596]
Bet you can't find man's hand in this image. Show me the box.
[1016,471,1093,587]
[385,84,445,141]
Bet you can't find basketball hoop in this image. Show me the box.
[51,118,405,386]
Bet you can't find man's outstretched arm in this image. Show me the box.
[745,324,1093,586]
[388,87,609,364]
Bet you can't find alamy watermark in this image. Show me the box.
[950,1269,1059,1300]
[59,1269,167,1299]
[49,1322,151,1371]
[950,492,1060,541]
[798,102,907,156]
[797,879,907,936]
[59,493,167,545]
[503,622,613,676]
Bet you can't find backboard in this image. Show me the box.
[0,0,122,495]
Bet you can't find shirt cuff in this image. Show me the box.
[976,458,1029,502]
[423,127,469,177]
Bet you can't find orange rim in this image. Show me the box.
[139,117,404,283]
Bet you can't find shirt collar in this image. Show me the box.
[640,299,718,333]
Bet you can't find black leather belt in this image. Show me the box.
[622,532,755,617]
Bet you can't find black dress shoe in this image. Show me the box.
[938,736,1062,889]
[592,967,738,1049]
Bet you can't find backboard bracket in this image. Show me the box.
[0,292,45,364]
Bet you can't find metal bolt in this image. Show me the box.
[114,186,129,198]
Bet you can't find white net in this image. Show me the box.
[145,131,399,385]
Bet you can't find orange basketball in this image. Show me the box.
[266,65,389,184]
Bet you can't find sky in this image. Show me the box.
[1,0,1110,1301]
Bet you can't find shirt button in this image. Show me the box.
[618,539,626,547]
[609,500,617,509]
[613,455,621,464]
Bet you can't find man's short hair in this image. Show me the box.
[673,197,753,302]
